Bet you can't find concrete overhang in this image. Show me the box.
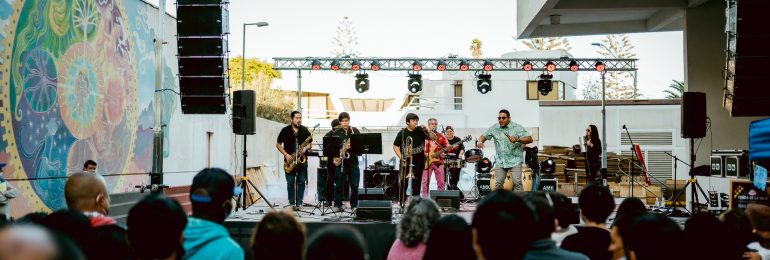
[516,0,710,39]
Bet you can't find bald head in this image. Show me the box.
[0,225,58,260]
[64,172,110,214]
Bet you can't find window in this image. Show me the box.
[526,80,564,100]
[454,80,462,110]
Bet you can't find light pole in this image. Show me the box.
[241,22,269,90]
[591,43,611,184]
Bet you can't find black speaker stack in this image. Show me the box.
[363,169,399,201]
[232,90,255,135]
[176,0,228,114]
[724,0,770,116]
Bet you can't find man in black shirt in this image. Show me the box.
[392,113,431,204]
[275,111,312,210]
[332,112,361,211]
[561,183,615,260]
[320,119,341,206]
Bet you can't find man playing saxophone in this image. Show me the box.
[331,112,361,211]
[276,111,312,210]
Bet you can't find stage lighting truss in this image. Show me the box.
[407,73,422,94]
[545,61,556,72]
[476,72,492,94]
[595,61,606,72]
[436,60,448,71]
[568,60,579,72]
[355,73,369,93]
[275,58,636,72]
[483,60,494,71]
[538,73,554,96]
[412,61,423,71]
[351,60,362,71]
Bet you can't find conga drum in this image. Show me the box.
[490,170,514,191]
[522,168,534,191]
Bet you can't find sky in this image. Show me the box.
[156,0,684,99]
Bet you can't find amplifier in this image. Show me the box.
[476,178,491,196]
[429,190,460,210]
[355,200,392,221]
[358,188,385,201]
[538,179,558,192]
[725,155,750,178]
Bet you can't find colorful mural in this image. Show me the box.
[0,0,178,214]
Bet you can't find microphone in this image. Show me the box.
[312,123,320,132]
[622,124,627,130]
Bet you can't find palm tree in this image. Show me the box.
[470,38,483,58]
[663,80,685,99]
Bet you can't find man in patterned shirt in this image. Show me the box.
[476,109,533,191]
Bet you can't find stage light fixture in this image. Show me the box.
[594,61,606,72]
[408,74,422,93]
[568,60,579,71]
[330,60,341,71]
[436,60,447,71]
[459,60,470,71]
[311,59,321,70]
[522,61,533,71]
[370,60,381,71]
[412,61,423,71]
[540,158,556,174]
[545,61,556,72]
[483,60,494,71]
[538,74,553,95]
[351,60,362,71]
[355,73,369,93]
[477,73,492,94]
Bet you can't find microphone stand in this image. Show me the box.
[663,151,689,216]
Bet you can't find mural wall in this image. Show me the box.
[0,0,181,215]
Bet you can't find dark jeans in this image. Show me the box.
[285,164,308,206]
[409,161,425,196]
[334,160,360,207]
[447,167,464,199]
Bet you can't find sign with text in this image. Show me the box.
[538,179,558,192]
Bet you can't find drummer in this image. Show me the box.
[444,126,465,197]
[476,109,533,191]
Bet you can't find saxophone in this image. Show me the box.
[332,138,350,166]
[284,136,312,173]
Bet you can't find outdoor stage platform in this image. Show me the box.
[224,201,478,260]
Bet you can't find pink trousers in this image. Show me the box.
[422,164,445,197]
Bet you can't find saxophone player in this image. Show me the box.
[332,112,361,211]
[276,111,312,210]
[392,113,432,203]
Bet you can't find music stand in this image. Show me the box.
[311,137,342,216]
[350,133,383,168]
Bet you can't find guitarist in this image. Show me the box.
[276,111,312,210]
[331,112,361,211]
[444,125,466,199]
[422,118,449,197]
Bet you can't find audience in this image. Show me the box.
[0,224,61,260]
[472,190,537,260]
[745,203,770,260]
[40,210,99,259]
[251,210,306,260]
[423,214,475,260]
[306,224,368,260]
[64,172,116,226]
[128,194,188,260]
[624,213,682,260]
[615,197,647,219]
[183,168,243,260]
[682,212,736,259]
[387,196,440,260]
[561,183,615,260]
[524,193,588,260]
[545,192,579,246]
[721,208,759,256]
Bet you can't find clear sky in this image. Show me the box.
[157,0,684,99]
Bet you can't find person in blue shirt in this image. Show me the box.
[183,168,244,260]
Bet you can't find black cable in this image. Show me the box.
[155,88,181,96]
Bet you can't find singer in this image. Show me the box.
[584,124,602,184]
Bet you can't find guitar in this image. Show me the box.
[284,136,312,173]
[425,135,472,169]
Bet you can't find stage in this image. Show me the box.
[224,201,478,260]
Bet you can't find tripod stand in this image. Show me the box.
[668,138,710,214]
[235,134,274,212]
[662,151,689,216]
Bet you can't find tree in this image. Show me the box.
[330,16,360,74]
[470,38,483,58]
[663,80,685,99]
[519,37,572,51]
[228,57,294,123]
[580,34,638,100]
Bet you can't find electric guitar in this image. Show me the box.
[425,135,472,169]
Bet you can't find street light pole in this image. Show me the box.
[241,22,269,90]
